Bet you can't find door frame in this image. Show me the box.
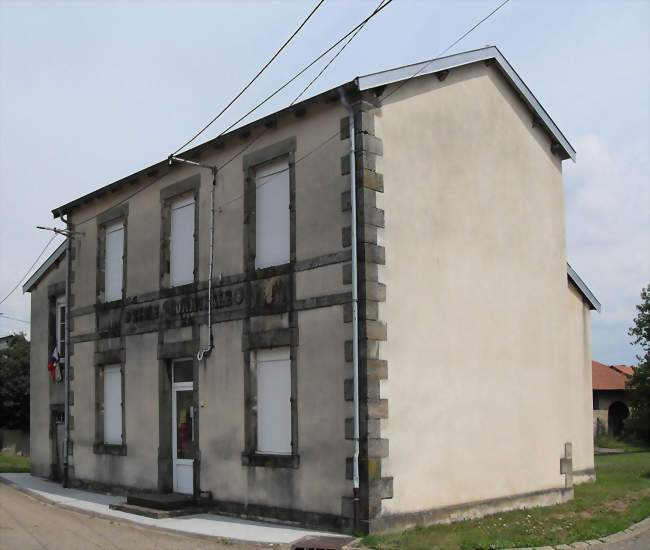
[171,362,194,494]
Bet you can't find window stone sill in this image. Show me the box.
[93,442,127,456]
[241,452,299,469]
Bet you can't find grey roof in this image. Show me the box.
[356,46,575,161]
[22,240,67,294]
[567,263,601,312]
[53,46,575,217]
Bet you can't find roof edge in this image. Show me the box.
[52,83,355,218]
[357,46,576,162]
[567,262,601,312]
[22,240,67,294]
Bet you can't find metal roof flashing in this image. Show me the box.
[52,47,575,218]
[567,263,601,312]
[356,46,576,162]
[22,240,67,294]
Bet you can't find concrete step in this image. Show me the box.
[109,501,204,519]
[126,492,196,511]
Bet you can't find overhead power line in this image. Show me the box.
[0,313,30,324]
[68,0,504,231]
[290,0,387,106]
[203,0,395,146]
[0,234,58,306]
[172,0,325,156]
[72,0,395,228]
[380,0,512,103]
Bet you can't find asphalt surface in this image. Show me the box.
[0,483,267,550]
[598,528,650,550]
[1,480,648,550]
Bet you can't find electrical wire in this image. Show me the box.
[0,234,58,305]
[172,0,326,156]
[67,0,503,230]
[207,0,394,144]
[0,314,30,324]
[290,0,387,106]
[379,0,511,103]
[72,1,395,229]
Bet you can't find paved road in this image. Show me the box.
[0,484,266,550]
[598,528,650,550]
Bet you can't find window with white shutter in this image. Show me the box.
[103,366,122,445]
[256,347,291,455]
[105,222,124,301]
[255,159,290,269]
[56,295,66,358]
[170,196,195,286]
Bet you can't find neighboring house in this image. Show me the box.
[23,46,600,534]
[0,335,11,350]
[592,361,634,437]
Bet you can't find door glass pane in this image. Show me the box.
[176,390,193,459]
[173,360,193,383]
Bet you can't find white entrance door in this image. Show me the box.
[172,361,194,494]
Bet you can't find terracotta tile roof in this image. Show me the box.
[612,365,635,376]
[592,360,633,390]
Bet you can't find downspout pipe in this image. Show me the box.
[61,212,71,488]
[339,88,360,533]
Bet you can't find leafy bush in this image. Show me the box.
[0,333,30,430]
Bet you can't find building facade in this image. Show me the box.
[25,47,600,534]
[592,361,633,437]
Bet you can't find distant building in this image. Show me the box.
[592,361,634,437]
[24,46,600,534]
[0,335,12,350]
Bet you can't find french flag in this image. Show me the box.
[48,346,59,381]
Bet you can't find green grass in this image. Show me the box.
[0,452,30,473]
[360,453,650,550]
[595,435,650,452]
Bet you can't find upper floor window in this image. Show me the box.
[170,195,195,286]
[105,221,124,302]
[55,295,66,359]
[255,158,290,269]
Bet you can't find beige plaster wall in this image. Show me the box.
[375,62,574,515]
[28,254,66,477]
[199,306,352,516]
[54,98,353,512]
[66,100,349,314]
[566,283,595,481]
[70,333,159,489]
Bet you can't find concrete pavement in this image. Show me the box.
[0,473,349,547]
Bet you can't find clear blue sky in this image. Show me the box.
[1,0,648,365]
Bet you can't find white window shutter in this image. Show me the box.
[255,159,290,269]
[170,197,195,286]
[256,348,291,454]
[104,366,122,445]
[105,222,124,301]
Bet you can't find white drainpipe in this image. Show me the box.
[339,88,360,530]
[61,213,71,488]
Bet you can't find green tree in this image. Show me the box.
[626,284,650,443]
[0,333,30,430]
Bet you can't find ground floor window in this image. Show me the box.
[103,365,123,445]
[256,347,292,455]
[242,344,298,468]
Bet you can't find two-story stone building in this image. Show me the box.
[24,46,600,534]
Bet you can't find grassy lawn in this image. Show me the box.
[360,453,650,550]
[595,435,650,452]
[0,452,30,473]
